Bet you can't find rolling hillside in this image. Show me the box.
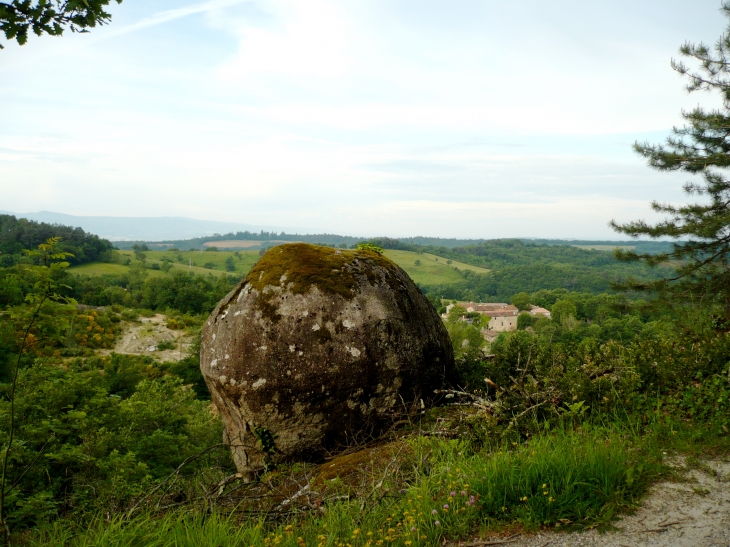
[69,248,481,287]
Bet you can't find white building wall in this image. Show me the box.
[488,315,517,332]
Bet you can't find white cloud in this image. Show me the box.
[0,0,725,238]
[216,0,352,82]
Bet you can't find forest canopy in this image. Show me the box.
[0,214,113,267]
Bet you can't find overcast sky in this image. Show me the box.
[0,0,727,239]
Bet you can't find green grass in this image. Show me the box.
[137,250,261,275]
[69,250,262,279]
[68,262,162,277]
[69,249,489,287]
[25,425,663,546]
[421,253,491,274]
[384,250,489,285]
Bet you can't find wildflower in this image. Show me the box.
[367,532,373,536]
[450,491,456,497]
[521,496,528,501]
[434,521,441,526]
[543,491,548,496]
[411,527,417,532]
[318,536,327,541]
[353,530,360,536]
[400,488,406,494]
[443,504,449,510]
[297,537,305,547]
[431,509,438,515]
[542,484,547,489]
[549,496,555,503]
[421,536,427,540]
[461,490,467,496]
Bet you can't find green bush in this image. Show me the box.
[156,340,175,351]
[0,356,229,528]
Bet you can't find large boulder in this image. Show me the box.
[200,243,454,477]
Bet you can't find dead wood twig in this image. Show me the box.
[459,533,522,546]
[126,443,227,518]
[273,481,312,512]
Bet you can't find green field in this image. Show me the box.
[68,262,167,277]
[68,248,487,287]
[421,253,490,273]
[384,250,489,285]
[132,249,261,275]
[69,249,261,278]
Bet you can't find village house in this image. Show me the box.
[443,301,552,342]
[528,305,551,318]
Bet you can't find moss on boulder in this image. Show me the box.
[200,243,454,479]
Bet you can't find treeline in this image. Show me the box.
[423,263,665,302]
[116,232,672,256]
[528,239,675,254]
[0,262,238,315]
[114,233,490,251]
[0,214,113,267]
[66,268,238,314]
[114,231,365,250]
[420,239,653,268]
[411,240,666,301]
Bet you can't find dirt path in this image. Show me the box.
[105,314,193,361]
[468,457,730,547]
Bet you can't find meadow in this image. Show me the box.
[68,249,486,287]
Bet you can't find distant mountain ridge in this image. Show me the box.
[1,211,666,253]
[0,211,293,241]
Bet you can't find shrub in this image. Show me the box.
[156,340,175,351]
[0,359,228,527]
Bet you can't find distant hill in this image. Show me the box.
[0,214,113,266]
[112,233,491,251]
[0,211,293,242]
[0,211,674,255]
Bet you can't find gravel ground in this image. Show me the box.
[455,457,730,547]
[102,314,192,361]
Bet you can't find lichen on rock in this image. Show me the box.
[200,243,454,479]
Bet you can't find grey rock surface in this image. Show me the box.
[201,243,454,477]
